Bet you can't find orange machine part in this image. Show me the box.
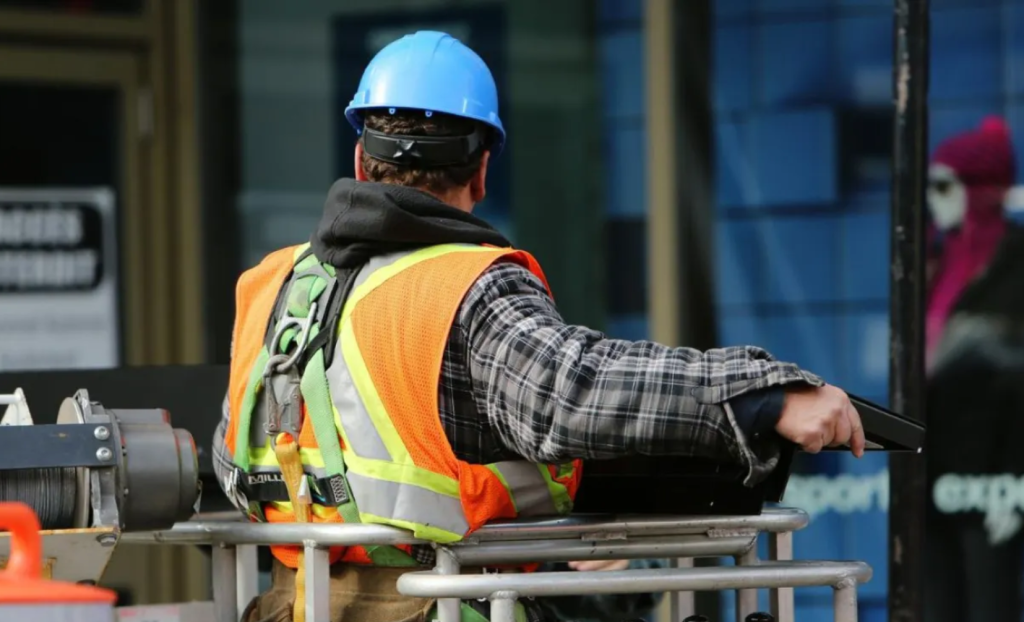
[0,502,117,604]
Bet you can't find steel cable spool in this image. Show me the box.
[0,389,200,532]
[0,467,79,530]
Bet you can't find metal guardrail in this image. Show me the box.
[120,508,871,622]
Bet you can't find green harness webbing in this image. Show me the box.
[300,332,416,566]
[234,250,416,567]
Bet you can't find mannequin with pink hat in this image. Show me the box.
[925,116,1024,622]
[925,116,1016,365]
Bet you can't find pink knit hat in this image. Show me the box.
[932,116,1016,186]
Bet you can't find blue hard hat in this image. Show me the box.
[345,31,506,156]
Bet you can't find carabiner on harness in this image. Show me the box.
[262,362,303,438]
[268,301,319,374]
[262,301,319,437]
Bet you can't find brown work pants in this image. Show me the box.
[241,559,436,622]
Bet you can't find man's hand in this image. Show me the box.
[775,384,865,457]
[568,560,630,571]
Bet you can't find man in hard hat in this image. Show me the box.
[213,30,865,622]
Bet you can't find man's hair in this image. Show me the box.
[359,110,489,195]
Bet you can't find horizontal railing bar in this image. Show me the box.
[120,521,425,546]
[463,508,809,542]
[396,561,873,599]
[447,535,756,565]
[120,525,755,559]
[122,508,808,546]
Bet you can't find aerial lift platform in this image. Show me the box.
[0,382,921,622]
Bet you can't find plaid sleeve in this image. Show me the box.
[460,261,824,485]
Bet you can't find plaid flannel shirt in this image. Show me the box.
[213,259,822,621]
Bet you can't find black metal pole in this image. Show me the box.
[888,0,929,620]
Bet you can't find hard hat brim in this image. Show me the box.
[344,104,506,159]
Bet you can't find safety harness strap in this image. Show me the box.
[301,328,418,567]
[299,341,346,479]
[233,347,270,470]
[234,250,417,568]
[235,471,349,506]
[275,434,311,622]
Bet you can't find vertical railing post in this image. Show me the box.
[888,0,929,619]
[235,544,260,616]
[670,557,697,621]
[304,543,331,622]
[489,591,520,622]
[211,545,239,622]
[735,544,759,622]
[834,578,860,622]
[435,547,463,622]
[769,532,795,622]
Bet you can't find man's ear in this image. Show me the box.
[354,141,368,182]
[470,151,490,203]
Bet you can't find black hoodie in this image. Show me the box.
[309,178,510,269]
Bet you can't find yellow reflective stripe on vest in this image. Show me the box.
[541,464,575,515]
[487,462,558,517]
[344,244,494,310]
[316,243,572,543]
[328,298,467,539]
[347,471,467,542]
[335,243,497,464]
[359,512,464,545]
[326,331,392,462]
[260,500,340,521]
[251,441,327,471]
[340,452,460,497]
[324,245,503,541]
[338,319,411,463]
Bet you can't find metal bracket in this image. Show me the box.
[58,390,121,529]
[0,388,32,426]
[0,424,115,470]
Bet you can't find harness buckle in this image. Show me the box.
[226,467,250,510]
[268,301,319,374]
[261,301,318,437]
[263,367,303,438]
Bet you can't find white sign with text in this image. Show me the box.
[0,188,120,372]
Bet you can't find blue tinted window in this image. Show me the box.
[600,31,644,120]
[750,108,837,207]
[756,20,835,106]
[930,7,1002,101]
[715,24,753,112]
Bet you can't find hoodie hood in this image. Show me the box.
[309,178,511,268]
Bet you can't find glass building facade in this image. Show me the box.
[713,1,1024,621]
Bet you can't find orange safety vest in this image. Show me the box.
[225,243,582,570]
